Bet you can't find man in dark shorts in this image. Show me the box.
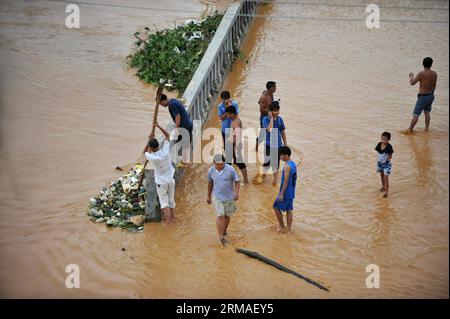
[159,94,193,166]
[225,106,248,184]
[407,57,437,134]
[256,81,276,152]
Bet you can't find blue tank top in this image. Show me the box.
[280,160,297,199]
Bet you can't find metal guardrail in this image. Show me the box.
[183,0,257,127]
[145,0,258,221]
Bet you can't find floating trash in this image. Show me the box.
[87,164,147,232]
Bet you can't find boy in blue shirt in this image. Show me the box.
[273,146,297,233]
[218,91,239,149]
[254,101,286,186]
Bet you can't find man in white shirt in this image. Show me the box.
[144,122,176,224]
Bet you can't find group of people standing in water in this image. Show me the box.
[209,81,296,244]
[143,56,437,245]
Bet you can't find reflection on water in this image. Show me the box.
[409,134,434,187]
[372,200,395,247]
[0,0,448,298]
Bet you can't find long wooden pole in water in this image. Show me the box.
[115,84,166,172]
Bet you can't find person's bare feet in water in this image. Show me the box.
[402,129,414,135]
[220,237,229,246]
[277,225,286,233]
[379,187,385,193]
[383,193,388,198]
[252,173,265,185]
[182,162,192,168]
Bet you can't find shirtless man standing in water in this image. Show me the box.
[256,81,276,152]
[407,57,437,134]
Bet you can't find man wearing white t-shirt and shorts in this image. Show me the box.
[144,122,176,224]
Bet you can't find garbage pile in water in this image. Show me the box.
[87,164,147,232]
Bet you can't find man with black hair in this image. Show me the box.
[225,105,248,184]
[407,57,437,133]
[159,94,193,166]
[256,81,276,152]
[254,100,286,186]
[207,154,240,245]
[144,122,176,224]
[273,146,297,233]
[218,91,239,149]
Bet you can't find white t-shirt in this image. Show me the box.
[145,140,175,185]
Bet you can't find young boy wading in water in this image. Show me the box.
[407,57,437,134]
[207,154,240,245]
[144,122,176,224]
[225,105,249,184]
[273,146,297,233]
[375,132,394,198]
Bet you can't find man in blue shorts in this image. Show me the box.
[407,57,438,134]
[273,146,297,233]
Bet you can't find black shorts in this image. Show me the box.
[222,131,226,150]
[224,141,246,170]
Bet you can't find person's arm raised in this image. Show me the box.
[156,122,170,140]
[143,144,149,155]
[409,71,422,85]
[219,103,229,121]
[266,112,274,132]
[219,112,228,121]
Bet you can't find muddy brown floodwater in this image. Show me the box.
[0,0,448,298]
